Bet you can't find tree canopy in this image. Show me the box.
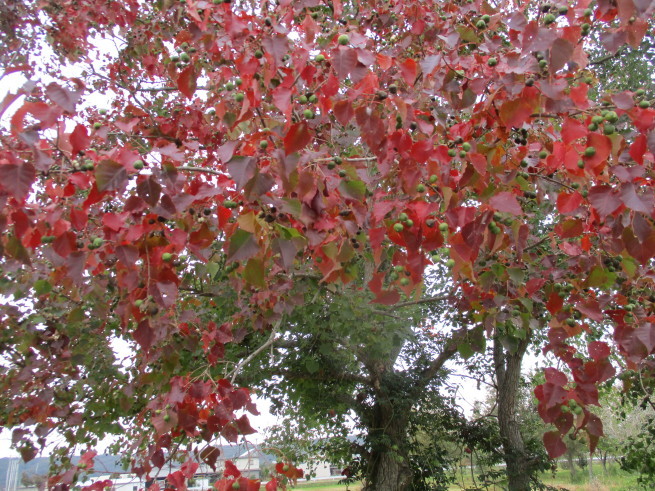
[1,0,655,489]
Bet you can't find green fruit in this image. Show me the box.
[93,122,102,129]
[333,156,343,165]
[558,6,568,14]
[544,13,556,24]
[400,277,410,286]
[571,182,580,189]
[235,78,242,86]
[577,160,585,169]
[584,146,596,157]
[560,405,570,413]
[582,189,588,198]
[581,23,590,34]
[254,49,263,59]
[603,124,615,135]
[459,150,466,158]
[639,100,651,109]
[338,169,347,177]
[41,235,55,244]
[439,222,449,232]
[135,299,143,307]
[405,219,414,227]
[389,271,398,281]
[162,253,173,262]
[327,161,336,170]
[583,8,592,16]
[605,111,618,123]
[447,148,457,157]
[180,52,190,62]
[587,123,598,131]
[234,92,245,102]
[388,84,398,94]
[393,223,404,232]
[487,57,498,66]
[259,140,269,149]
[225,82,235,91]
[134,160,144,170]
[539,150,548,159]
[429,174,438,183]
[482,14,491,22]
[476,19,486,29]
[303,109,315,119]
[635,88,645,97]
[223,200,237,209]
[538,59,548,68]
[308,94,318,103]
[283,464,290,472]
[99,109,107,115]
[462,142,471,152]
[416,183,426,193]
[338,34,350,45]
[399,212,409,222]
[213,0,222,4]
[446,259,456,268]
[591,115,603,124]
[525,77,535,86]
[170,55,180,62]
[315,54,325,62]
[298,95,308,104]
[92,237,103,248]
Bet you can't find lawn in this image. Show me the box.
[285,462,640,490]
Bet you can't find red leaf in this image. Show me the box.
[543,431,567,459]
[46,82,82,113]
[398,58,418,85]
[95,160,127,192]
[557,191,583,214]
[133,320,154,351]
[0,162,36,202]
[69,124,90,155]
[561,117,587,144]
[272,85,292,115]
[283,123,312,155]
[332,47,358,81]
[620,182,654,213]
[549,38,574,72]
[499,99,534,128]
[629,134,647,164]
[489,191,523,215]
[587,185,622,217]
[333,100,354,126]
[265,478,278,491]
[137,177,162,206]
[224,461,241,478]
[177,66,197,99]
[235,415,256,435]
[588,341,610,360]
[544,367,568,386]
[586,412,604,438]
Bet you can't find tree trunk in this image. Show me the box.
[361,399,413,491]
[494,337,533,491]
[567,449,577,480]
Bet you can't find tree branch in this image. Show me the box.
[229,320,281,384]
[590,45,628,66]
[418,328,466,387]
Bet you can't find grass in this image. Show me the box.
[284,463,640,490]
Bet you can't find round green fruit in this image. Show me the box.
[538,59,548,68]
[134,160,144,170]
[429,174,438,183]
[338,169,347,177]
[180,52,190,63]
[639,100,651,109]
[303,109,315,119]
[93,122,102,129]
[315,54,325,62]
[393,223,404,232]
[405,219,414,227]
[134,299,143,307]
[462,142,471,152]
[487,57,498,67]
[605,111,618,123]
[544,13,556,24]
[635,88,645,97]
[416,183,426,193]
[400,277,410,286]
[583,8,592,16]
[259,140,269,149]
[225,82,235,91]
[439,222,449,232]
[298,95,308,104]
[591,115,603,124]
[587,123,598,131]
[162,253,173,262]
[482,14,491,22]
[539,150,548,159]
[447,148,457,157]
[234,92,245,102]
[254,50,263,59]
[338,34,350,45]
[231,481,240,490]
[584,146,596,157]
[476,19,486,29]
[99,108,107,115]
[223,200,237,209]
[399,212,409,222]
[446,259,456,268]
[308,94,318,103]
[603,124,615,135]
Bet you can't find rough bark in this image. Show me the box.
[494,337,534,491]
[362,400,412,491]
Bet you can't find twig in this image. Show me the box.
[590,46,628,66]
[178,166,222,176]
[229,320,282,384]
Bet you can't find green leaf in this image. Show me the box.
[507,267,524,284]
[457,341,474,359]
[243,258,266,288]
[305,358,320,374]
[586,266,616,289]
[33,279,52,295]
[206,261,220,279]
[339,179,367,201]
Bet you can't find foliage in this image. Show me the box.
[1,0,655,488]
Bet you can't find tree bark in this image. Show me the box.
[362,400,412,491]
[494,337,533,491]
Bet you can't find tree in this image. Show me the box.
[1,0,655,490]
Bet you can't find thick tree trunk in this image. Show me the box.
[361,399,413,491]
[494,338,533,491]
